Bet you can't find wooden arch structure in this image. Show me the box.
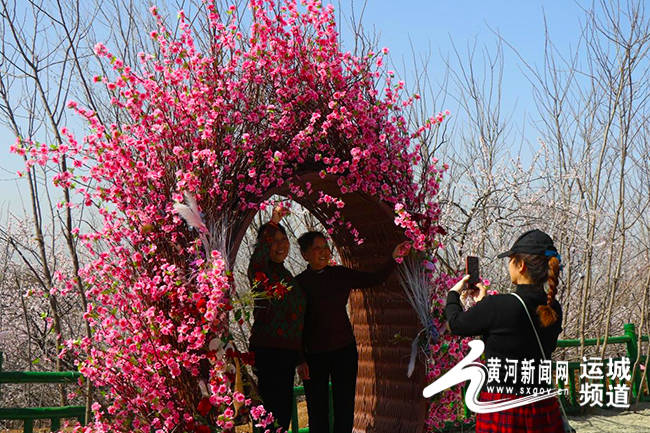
[230,173,427,433]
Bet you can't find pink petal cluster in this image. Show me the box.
[424,273,476,430]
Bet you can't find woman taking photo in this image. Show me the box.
[296,231,409,433]
[445,229,566,433]
[247,206,307,429]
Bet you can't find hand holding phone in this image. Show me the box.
[465,256,479,290]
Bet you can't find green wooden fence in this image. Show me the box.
[438,322,650,431]
[0,352,323,433]
[286,384,333,433]
[0,355,85,433]
[554,323,650,412]
[0,323,647,432]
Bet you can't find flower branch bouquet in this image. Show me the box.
[398,254,445,377]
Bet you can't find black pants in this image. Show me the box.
[304,343,358,433]
[252,347,299,430]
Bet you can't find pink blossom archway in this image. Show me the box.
[12,0,462,431]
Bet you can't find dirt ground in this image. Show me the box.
[566,402,650,433]
[2,402,649,432]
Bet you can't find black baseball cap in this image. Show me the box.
[497,229,558,259]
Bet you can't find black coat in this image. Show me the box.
[446,284,562,360]
[445,284,563,392]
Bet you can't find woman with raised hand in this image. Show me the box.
[247,205,307,430]
[445,229,566,433]
[296,231,409,433]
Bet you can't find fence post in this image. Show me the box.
[623,323,641,398]
[567,365,577,407]
[291,388,299,433]
[624,324,638,363]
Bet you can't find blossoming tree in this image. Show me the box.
[12,0,467,431]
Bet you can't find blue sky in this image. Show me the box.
[352,0,585,126]
[0,0,588,215]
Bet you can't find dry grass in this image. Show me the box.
[236,400,308,432]
[0,427,73,433]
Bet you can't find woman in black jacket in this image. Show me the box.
[445,229,565,433]
[247,207,308,429]
[296,231,409,433]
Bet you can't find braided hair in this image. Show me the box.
[511,253,560,327]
